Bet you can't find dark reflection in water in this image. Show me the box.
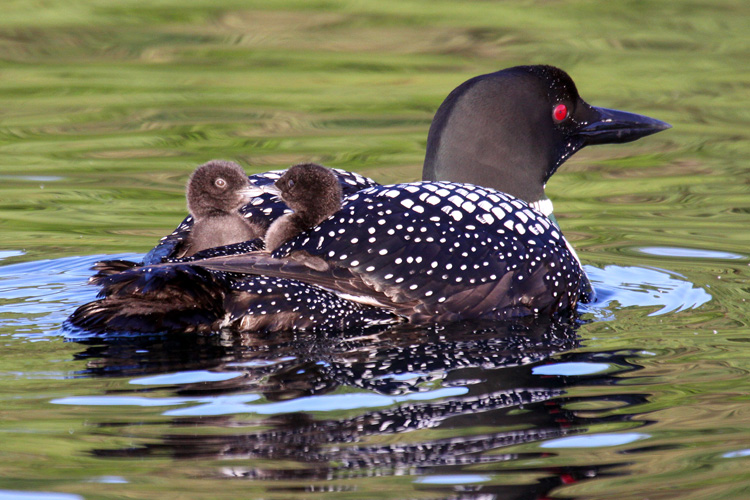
[65,318,650,499]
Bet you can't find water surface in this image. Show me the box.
[1,1,750,499]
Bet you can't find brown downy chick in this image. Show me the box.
[265,163,343,252]
[184,160,261,257]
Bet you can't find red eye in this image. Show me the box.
[553,103,568,122]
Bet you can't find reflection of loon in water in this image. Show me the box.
[70,318,649,494]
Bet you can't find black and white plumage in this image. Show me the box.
[74,180,583,332]
[203,181,584,323]
[68,265,398,333]
[67,65,671,334]
[223,275,396,332]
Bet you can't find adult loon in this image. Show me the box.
[67,65,670,333]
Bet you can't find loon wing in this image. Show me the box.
[195,252,421,315]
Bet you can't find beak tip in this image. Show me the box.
[651,117,672,132]
[582,107,673,144]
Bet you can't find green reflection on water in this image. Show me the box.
[1,1,750,499]
[1,0,746,263]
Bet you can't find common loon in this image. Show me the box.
[67,65,670,333]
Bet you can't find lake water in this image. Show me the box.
[1,1,749,499]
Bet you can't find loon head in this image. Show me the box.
[187,160,254,218]
[274,163,343,224]
[422,65,671,204]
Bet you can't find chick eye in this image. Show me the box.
[287,179,295,188]
[553,103,568,122]
[215,178,227,188]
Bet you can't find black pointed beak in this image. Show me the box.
[578,106,671,145]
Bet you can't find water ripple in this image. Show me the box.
[582,264,712,319]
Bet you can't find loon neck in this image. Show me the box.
[528,195,561,230]
[529,197,554,218]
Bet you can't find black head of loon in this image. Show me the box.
[184,160,261,257]
[264,163,343,252]
[422,65,671,204]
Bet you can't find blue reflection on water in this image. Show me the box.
[130,370,243,385]
[0,175,64,182]
[0,491,83,500]
[0,251,25,262]
[50,395,205,407]
[0,254,140,338]
[639,246,744,260]
[541,432,649,448]
[723,449,750,459]
[414,474,491,484]
[86,476,128,484]
[582,265,712,319]
[533,362,611,376]
[52,387,468,417]
[164,386,468,416]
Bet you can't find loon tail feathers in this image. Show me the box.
[68,264,228,333]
